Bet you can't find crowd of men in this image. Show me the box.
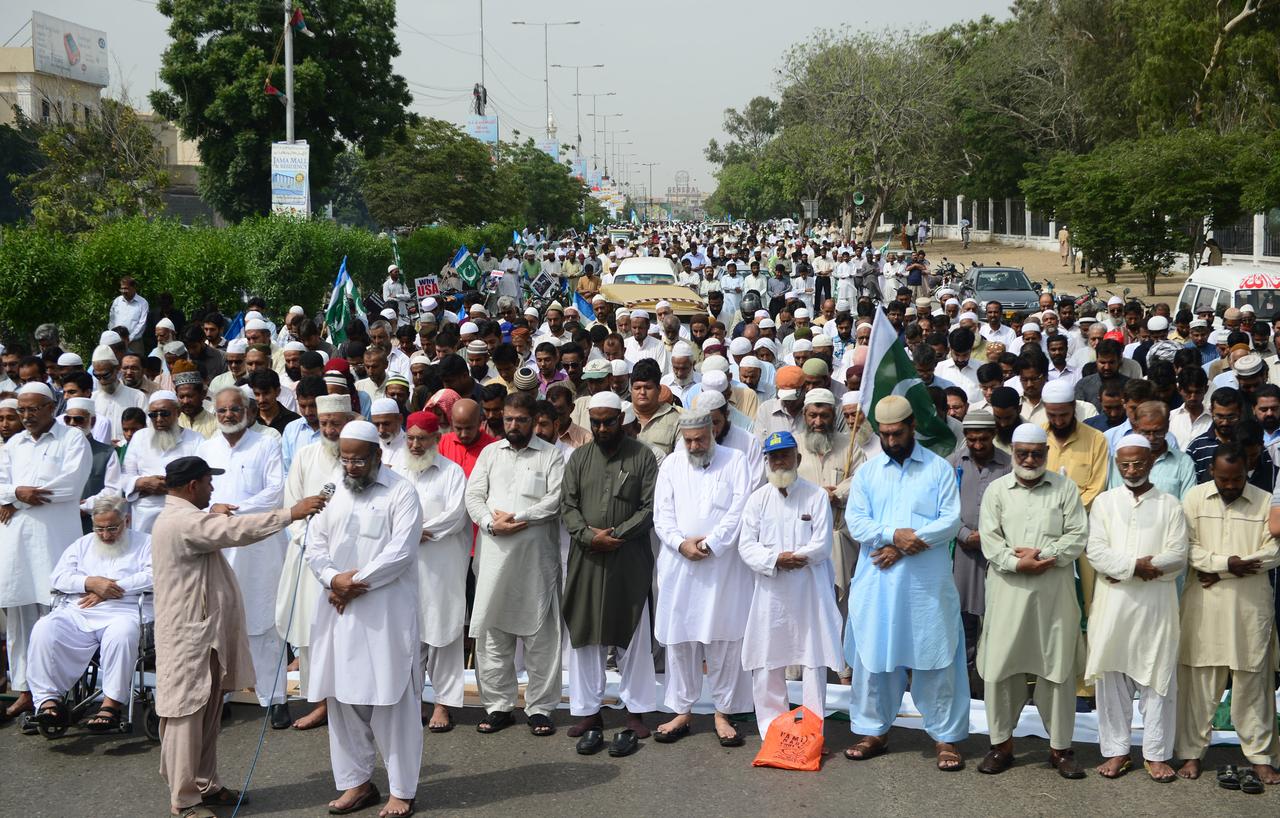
[1,221,1280,816]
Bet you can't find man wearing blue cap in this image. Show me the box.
[739,430,843,738]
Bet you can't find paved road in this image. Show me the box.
[4,704,1277,818]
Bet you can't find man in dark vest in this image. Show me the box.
[63,397,123,535]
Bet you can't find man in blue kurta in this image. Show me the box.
[843,394,969,771]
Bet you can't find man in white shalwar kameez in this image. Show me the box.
[465,392,565,736]
[197,386,291,728]
[390,410,470,733]
[29,495,152,732]
[652,411,753,746]
[90,344,147,442]
[120,390,203,533]
[276,394,350,730]
[739,431,843,738]
[1085,434,1187,782]
[0,382,90,721]
[306,421,423,817]
[371,397,407,460]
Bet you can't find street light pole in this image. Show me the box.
[587,114,622,177]
[639,161,658,220]
[283,0,293,142]
[511,19,579,139]
[577,92,615,169]
[551,63,603,157]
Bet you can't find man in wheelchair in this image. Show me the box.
[28,494,153,732]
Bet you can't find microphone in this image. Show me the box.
[309,482,336,517]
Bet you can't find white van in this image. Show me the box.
[1175,264,1280,322]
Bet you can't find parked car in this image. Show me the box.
[960,265,1041,316]
[611,256,681,286]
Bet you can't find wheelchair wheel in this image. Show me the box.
[142,701,161,742]
[37,716,69,740]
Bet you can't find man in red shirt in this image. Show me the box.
[438,399,496,476]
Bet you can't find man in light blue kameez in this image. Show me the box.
[842,394,970,771]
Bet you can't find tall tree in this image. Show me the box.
[0,114,42,224]
[704,96,781,166]
[495,141,590,231]
[150,0,412,222]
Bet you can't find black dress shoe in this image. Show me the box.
[576,728,605,755]
[269,703,292,730]
[608,729,639,757]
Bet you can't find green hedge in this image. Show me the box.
[0,217,515,354]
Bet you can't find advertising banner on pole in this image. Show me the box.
[31,12,109,87]
[270,141,311,216]
[466,115,499,144]
[536,139,560,162]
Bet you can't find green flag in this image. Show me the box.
[859,308,957,456]
[457,254,482,288]
[324,256,366,344]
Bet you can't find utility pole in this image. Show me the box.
[639,161,658,221]
[577,91,615,169]
[551,63,603,157]
[587,113,622,177]
[283,0,294,142]
[511,19,579,139]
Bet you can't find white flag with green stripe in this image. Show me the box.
[858,308,958,456]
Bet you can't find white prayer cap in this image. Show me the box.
[631,309,650,322]
[0,399,17,411]
[962,297,979,306]
[288,305,305,315]
[419,311,437,324]
[1042,380,1075,404]
[283,341,307,352]
[1233,353,1266,376]
[155,317,176,332]
[1240,303,1256,314]
[57,352,83,367]
[1115,433,1151,451]
[728,337,752,356]
[754,338,778,355]
[610,359,630,377]
[693,391,726,412]
[421,297,438,311]
[759,318,776,329]
[1107,295,1124,306]
[588,392,623,411]
[149,390,179,405]
[1011,423,1048,445]
[701,338,725,354]
[621,401,636,425]
[841,390,861,407]
[945,299,960,308]
[339,420,381,444]
[804,388,835,407]
[370,398,400,416]
[387,264,399,274]
[1040,308,1059,318]
[702,371,729,392]
[465,340,489,356]
[1078,315,1098,325]
[1189,318,1209,329]
[239,385,255,402]
[64,397,95,414]
[677,411,713,429]
[1209,329,1230,344]
[648,324,661,337]
[786,290,799,300]
[409,353,432,367]
[791,339,812,353]
[794,308,811,319]
[164,341,187,356]
[459,322,479,335]
[932,309,946,318]
[91,345,117,364]
[812,334,833,349]
[835,300,850,311]
[1147,315,1169,331]
[591,294,606,304]
[315,395,352,415]
[99,330,122,346]
[244,319,270,332]
[739,355,762,370]
[469,303,489,315]
[380,308,397,320]
[17,382,54,400]
[754,309,770,320]
[317,350,330,364]
[227,338,248,354]
[1021,323,1042,334]
[672,341,694,359]
[245,310,264,321]
[905,308,917,317]
[699,356,728,375]
[655,299,672,310]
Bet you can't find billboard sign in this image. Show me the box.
[31,12,109,87]
[465,115,499,144]
[270,141,311,216]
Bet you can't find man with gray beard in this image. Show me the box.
[389,410,470,733]
[63,397,123,536]
[29,494,153,732]
[796,389,857,606]
[121,390,203,533]
[276,394,352,730]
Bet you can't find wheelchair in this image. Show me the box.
[36,592,160,741]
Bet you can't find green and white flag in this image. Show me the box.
[450,245,483,288]
[324,256,366,344]
[858,308,957,456]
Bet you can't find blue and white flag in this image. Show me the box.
[574,291,597,323]
[224,311,245,341]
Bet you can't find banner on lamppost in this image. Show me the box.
[537,138,560,162]
[270,141,310,216]
[466,115,499,144]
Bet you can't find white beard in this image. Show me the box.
[686,439,716,468]
[1014,465,1046,482]
[321,438,340,458]
[218,417,248,436]
[767,468,798,490]
[151,426,180,453]
[1123,476,1148,488]
[402,445,438,474]
[92,531,131,559]
[802,428,834,456]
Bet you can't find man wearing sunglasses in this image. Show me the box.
[120,390,203,533]
[90,344,146,444]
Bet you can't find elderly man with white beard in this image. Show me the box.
[306,421,423,818]
[652,411,753,746]
[276,393,351,731]
[686,391,763,488]
[389,410,470,734]
[0,381,91,723]
[196,386,292,729]
[28,494,153,732]
[90,344,146,442]
[371,397,407,459]
[121,390,202,533]
[796,388,858,606]
[738,430,844,738]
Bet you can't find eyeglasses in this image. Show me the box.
[15,406,44,416]
[147,410,172,419]
[92,524,123,534]
[92,370,116,380]
[64,415,90,425]
[339,457,369,467]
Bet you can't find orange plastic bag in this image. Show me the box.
[752,705,824,771]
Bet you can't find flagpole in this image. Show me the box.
[283,0,294,143]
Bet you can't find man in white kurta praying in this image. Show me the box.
[196,386,291,728]
[389,410,470,734]
[0,381,91,722]
[1085,434,1187,782]
[277,393,351,731]
[652,410,753,746]
[90,344,146,442]
[28,495,152,732]
[306,420,423,818]
[738,430,843,738]
[120,390,203,533]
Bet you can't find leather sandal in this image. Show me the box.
[328,782,380,815]
[843,734,888,760]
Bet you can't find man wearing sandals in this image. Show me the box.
[1175,444,1280,792]
[28,494,152,734]
[976,423,1088,779]
[1084,435,1187,782]
[305,421,422,817]
[843,395,969,771]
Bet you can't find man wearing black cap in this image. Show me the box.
[151,456,327,818]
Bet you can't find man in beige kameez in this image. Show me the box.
[1175,444,1280,785]
[796,389,858,605]
[152,456,326,818]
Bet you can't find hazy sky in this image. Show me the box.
[5,0,1013,194]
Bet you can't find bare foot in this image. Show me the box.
[1254,763,1280,785]
[1096,756,1131,778]
[428,704,451,731]
[1177,759,1201,780]
[329,782,372,811]
[713,711,738,741]
[655,713,692,736]
[1145,760,1176,781]
[3,691,33,719]
[379,795,413,817]
[292,700,327,730]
